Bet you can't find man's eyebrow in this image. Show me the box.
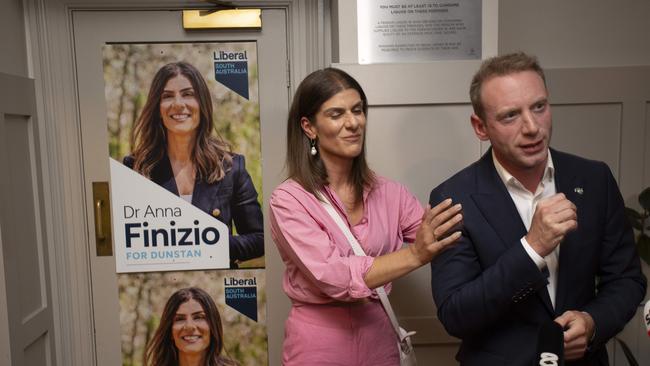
[495,107,520,119]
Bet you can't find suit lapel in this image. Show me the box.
[192,178,225,215]
[471,151,528,251]
[471,150,555,316]
[551,150,583,313]
[152,156,225,217]
[151,155,180,195]
[192,170,228,217]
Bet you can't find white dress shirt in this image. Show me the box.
[492,151,559,308]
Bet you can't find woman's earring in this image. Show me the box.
[310,139,317,156]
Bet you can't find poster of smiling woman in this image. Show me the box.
[103,42,267,365]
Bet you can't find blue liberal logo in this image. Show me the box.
[214,50,249,100]
[224,276,258,321]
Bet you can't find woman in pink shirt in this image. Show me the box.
[270,68,462,365]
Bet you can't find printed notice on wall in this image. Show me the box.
[358,0,481,64]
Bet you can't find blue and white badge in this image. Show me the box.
[214,50,249,100]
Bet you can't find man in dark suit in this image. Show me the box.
[429,52,646,365]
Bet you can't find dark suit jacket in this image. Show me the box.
[429,148,646,365]
[124,153,264,266]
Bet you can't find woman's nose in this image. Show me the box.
[182,319,196,330]
[170,94,185,108]
[344,112,360,129]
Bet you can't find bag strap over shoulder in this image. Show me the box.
[318,193,415,343]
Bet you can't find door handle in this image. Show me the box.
[94,199,105,240]
[92,182,113,256]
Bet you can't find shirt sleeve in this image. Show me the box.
[269,188,375,301]
[398,184,425,243]
[520,236,546,270]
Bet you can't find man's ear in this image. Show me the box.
[300,117,317,140]
[470,114,490,141]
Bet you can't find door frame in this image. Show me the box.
[23,1,330,365]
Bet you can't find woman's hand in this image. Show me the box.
[362,198,463,289]
[409,199,463,265]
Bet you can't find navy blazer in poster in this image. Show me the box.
[429,148,646,366]
[124,153,264,267]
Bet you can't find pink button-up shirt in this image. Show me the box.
[269,176,424,305]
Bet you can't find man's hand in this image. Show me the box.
[554,310,595,360]
[525,193,577,257]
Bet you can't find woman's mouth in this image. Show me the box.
[170,113,191,122]
[342,134,362,143]
[181,335,202,343]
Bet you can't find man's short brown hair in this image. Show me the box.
[469,52,546,119]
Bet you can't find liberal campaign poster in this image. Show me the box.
[103,42,264,272]
[118,270,267,366]
[103,42,267,366]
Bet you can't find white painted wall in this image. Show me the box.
[499,0,650,69]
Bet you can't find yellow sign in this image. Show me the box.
[182,9,262,29]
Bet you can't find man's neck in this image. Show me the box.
[494,152,548,194]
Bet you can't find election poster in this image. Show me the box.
[102,42,267,365]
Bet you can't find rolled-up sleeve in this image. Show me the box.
[270,188,374,302]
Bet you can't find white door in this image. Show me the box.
[72,9,288,365]
[0,74,56,365]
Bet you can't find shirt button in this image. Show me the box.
[212,208,221,217]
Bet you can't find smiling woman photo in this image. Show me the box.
[144,287,237,366]
[124,61,264,267]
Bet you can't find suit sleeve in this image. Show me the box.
[428,188,549,339]
[582,163,646,349]
[123,155,134,168]
[228,155,265,262]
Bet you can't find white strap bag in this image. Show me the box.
[319,195,418,366]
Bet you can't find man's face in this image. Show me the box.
[471,70,552,177]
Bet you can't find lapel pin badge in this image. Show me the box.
[574,187,584,195]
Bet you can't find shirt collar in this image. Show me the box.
[492,149,555,189]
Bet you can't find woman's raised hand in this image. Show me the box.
[410,198,463,265]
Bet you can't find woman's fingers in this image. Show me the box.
[432,231,462,251]
[429,198,453,218]
[434,212,463,239]
[415,199,463,261]
[431,203,462,234]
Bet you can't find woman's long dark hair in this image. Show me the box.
[286,67,375,199]
[144,287,238,366]
[130,62,232,183]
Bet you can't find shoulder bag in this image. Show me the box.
[319,194,418,366]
